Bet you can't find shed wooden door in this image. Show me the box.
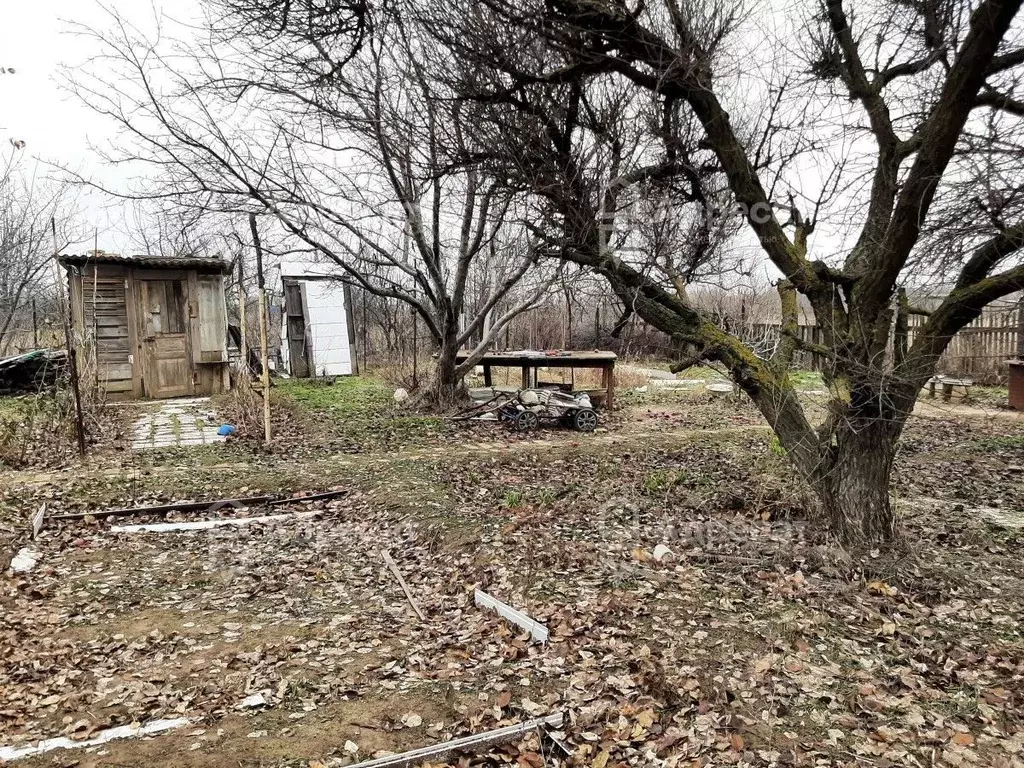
[139,279,192,398]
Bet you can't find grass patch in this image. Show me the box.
[973,434,1024,453]
[970,385,1011,408]
[640,468,683,495]
[502,488,525,508]
[0,391,92,468]
[671,364,724,380]
[282,376,395,413]
[788,370,825,389]
[0,396,29,419]
[277,376,452,450]
[496,485,563,508]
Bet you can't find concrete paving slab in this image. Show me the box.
[131,397,226,450]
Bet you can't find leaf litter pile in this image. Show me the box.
[1,390,1024,767]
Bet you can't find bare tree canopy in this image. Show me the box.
[0,152,77,355]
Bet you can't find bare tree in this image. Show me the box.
[0,151,78,355]
[65,4,558,406]
[120,201,229,261]
[425,0,1024,547]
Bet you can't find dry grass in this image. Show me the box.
[0,328,63,358]
[5,380,1024,767]
[0,354,117,469]
[220,372,270,438]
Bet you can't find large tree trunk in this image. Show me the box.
[813,420,900,547]
[426,326,463,409]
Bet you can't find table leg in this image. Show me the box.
[484,365,492,387]
[521,366,530,389]
[604,365,614,410]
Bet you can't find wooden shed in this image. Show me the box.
[60,254,232,399]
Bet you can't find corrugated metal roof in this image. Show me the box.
[59,253,231,273]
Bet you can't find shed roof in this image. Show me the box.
[60,253,231,273]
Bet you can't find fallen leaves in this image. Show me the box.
[867,579,899,596]
[2,393,1024,768]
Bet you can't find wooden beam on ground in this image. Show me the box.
[350,713,564,768]
[49,496,276,521]
[49,489,348,521]
[266,489,348,506]
[381,550,426,621]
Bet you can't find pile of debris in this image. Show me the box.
[460,387,599,432]
[0,349,67,396]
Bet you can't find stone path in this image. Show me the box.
[131,397,227,450]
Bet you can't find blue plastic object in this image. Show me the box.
[217,424,237,437]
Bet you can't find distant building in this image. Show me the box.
[279,262,357,377]
[60,253,231,399]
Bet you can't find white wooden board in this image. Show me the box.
[0,718,190,761]
[111,511,317,533]
[474,589,549,643]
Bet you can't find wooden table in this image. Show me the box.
[456,350,618,409]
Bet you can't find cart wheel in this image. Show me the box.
[572,407,598,432]
[514,410,539,432]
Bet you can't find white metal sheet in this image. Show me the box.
[302,280,353,376]
[111,511,317,533]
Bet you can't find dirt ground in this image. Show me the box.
[2,378,1023,767]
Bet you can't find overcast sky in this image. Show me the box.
[1,0,202,251]
[1,0,849,276]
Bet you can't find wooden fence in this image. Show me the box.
[908,306,1021,383]
[750,306,1022,384]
